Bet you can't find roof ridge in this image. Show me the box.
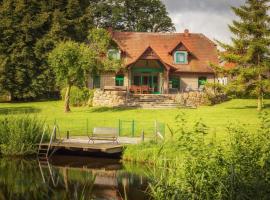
[113,31,203,36]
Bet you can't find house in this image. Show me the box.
[88,29,219,94]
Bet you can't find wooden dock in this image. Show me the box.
[37,124,143,159]
[40,142,123,154]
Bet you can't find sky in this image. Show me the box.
[162,0,245,44]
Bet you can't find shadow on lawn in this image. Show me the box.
[0,107,41,115]
[226,103,270,110]
[89,107,137,113]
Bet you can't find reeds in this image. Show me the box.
[0,115,46,156]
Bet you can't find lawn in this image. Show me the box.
[0,99,269,138]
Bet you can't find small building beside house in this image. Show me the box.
[89,29,219,94]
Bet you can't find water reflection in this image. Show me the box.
[0,156,150,200]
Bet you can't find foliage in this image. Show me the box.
[0,0,94,101]
[0,0,174,101]
[86,28,123,73]
[48,40,95,112]
[0,115,46,156]
[204,83,229,105]
[48,28,123,112]
[61,86,91,107]
[90,0,175,32]
[123,112,270,199]
[216,0,270,110]
[49,41,89,87]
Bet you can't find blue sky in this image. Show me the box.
[162,0,245,43]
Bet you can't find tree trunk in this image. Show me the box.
[64,85,71,112]
[258,95,263,111]
[257,74,263,111]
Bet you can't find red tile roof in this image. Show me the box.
[111,31,219,73]
[223,62,236,70]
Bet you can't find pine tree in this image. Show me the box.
[218,0,270,111]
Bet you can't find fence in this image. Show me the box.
[53,119,165,139]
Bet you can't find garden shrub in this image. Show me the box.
[0,115,47,156]
[61,86,92,107]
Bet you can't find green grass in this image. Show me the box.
[0,99,269,138]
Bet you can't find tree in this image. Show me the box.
[48,28,123,112]
[0,0,94,101]
[90,0,175,32]
[217,0,270,111]
[0,0,173,101]
[48,41,90,112]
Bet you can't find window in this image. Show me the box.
[174,51,188,64]
[198,77,207,88]
[108,49,120,60]
[115,75,124,86]
[93,75,100,88]
[169,77,180,89]
[133,76,141,86]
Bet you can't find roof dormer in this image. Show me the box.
[174,51,188,64]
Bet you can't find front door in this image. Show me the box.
[132,73,160,94]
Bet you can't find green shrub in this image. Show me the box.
[61,86,92,107]
[123,112,270,200]
[0,115,46,156]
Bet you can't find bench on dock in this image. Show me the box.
[88,127,118,144]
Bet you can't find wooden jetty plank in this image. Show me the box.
[40,142,124,154]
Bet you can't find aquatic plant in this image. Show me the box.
[0,115,46,156]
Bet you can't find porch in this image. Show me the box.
[127,59,170,94]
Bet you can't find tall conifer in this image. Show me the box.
[218,0,270,110]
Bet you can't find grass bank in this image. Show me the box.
[0,99,269,138]
[122,112,270,199]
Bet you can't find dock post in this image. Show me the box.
[67,131,69,139]
[86,119,89,137]
[141,129,144,142]
[118,119,121,136]
[132,120,135,137]
[155,120,157,142]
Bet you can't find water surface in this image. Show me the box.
[0,156,151,200]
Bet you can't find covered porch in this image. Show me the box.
[127,59,170,94]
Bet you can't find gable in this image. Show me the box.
[140,47,159,59]
[170,42,189,54]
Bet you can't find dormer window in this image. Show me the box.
[108,49,120,60]
[174,51,188,64]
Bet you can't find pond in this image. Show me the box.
[0,156,151,200]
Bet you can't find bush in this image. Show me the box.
[123,112,270,200]
[0,116,46,156]
[61,86,93,107]
[204,83,229,105]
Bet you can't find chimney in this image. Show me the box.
[184,29,190,36]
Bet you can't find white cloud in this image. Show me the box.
[170,11,233,43]
[162,0,245,44]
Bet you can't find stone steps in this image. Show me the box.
[127,95,180,108]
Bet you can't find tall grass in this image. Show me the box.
[123,112,270,200]
[0,115,46,156]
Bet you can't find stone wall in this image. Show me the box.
[93,89,227,108]
[172,92,209,107]
[93,89,127,107]
[172,91,227,107]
